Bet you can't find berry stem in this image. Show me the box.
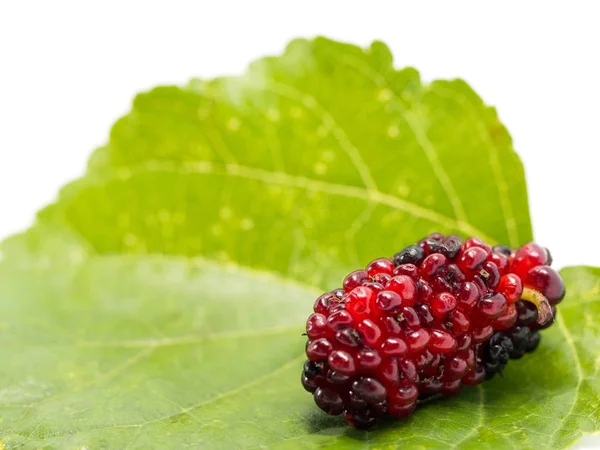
[520,287,553,326]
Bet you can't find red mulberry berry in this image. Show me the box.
[302,235,565,428]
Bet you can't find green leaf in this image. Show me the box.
[0,37,596,449]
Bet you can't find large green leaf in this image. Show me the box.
[0,37,596,449]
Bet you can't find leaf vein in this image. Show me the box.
[268,80,378,192]
[451,385,485,448]
[549,313,585,446]
[135,354,304,429]
[430,84,520,247]
[94,158,498,244]
[332,51,468,225]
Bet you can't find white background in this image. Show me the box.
[0,1,599,447]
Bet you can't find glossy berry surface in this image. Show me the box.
[302,234,565,428]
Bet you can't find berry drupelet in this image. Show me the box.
[301,234,565,428]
